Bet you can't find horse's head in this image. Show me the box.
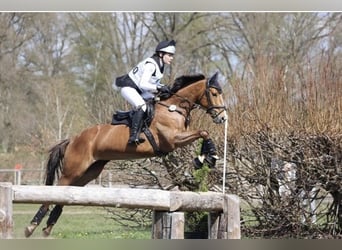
[197,72,227,124]
[169,72,227,124]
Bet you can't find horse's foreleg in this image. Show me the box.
[193,137,219,169]
[24,204,50,237]
[173,130,209,147]
[173,130,218,168]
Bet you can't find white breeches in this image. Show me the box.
[120,87,154,112]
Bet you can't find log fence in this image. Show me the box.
[0,182,240,239]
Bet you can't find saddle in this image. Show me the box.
[111,103,154,127]
[111,103,166,156]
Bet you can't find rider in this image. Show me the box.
[114,39,176,145]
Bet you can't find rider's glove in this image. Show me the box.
[157,84,171,94]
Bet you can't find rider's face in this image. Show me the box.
[162,53,174,65]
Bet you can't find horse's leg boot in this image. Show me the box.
[128,109,145,145]
[25,204,49,237]
[193,155,205,169]
[42,205,63,237]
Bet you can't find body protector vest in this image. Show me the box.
[128,57,164,92]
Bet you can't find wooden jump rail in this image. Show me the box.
[0,182,240,239]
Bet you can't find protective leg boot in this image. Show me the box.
[128,109,145,145]
[201,139,217,155]
[193,155,205,169]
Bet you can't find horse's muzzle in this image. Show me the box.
[211,110,227,124]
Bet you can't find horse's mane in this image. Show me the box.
[170,74,206,93]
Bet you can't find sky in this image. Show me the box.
[1,0,341,11]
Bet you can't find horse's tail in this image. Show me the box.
[45,139,70,185]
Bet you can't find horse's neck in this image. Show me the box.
[173,81,205,106]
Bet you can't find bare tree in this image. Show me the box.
[0,13,37,152]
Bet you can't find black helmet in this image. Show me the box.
[155,40,176,54]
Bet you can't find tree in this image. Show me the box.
[0,13,37,152]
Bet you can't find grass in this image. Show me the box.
[12,204,151,239]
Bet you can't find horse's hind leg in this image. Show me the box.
[41,160,109,237]
[42,204,64,237]
[24,204,50,237]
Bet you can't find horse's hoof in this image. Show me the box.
[193,155,205,169]
[24,224,36,238]
[204,154,218,168]
[42,226,52,237]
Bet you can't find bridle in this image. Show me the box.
[157,78,227,124]
[197,80,227,120]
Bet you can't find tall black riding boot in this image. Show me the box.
[128,109,146,145]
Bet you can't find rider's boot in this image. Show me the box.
[128,109,145,145]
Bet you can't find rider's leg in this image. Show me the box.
[128,108,146,144]
[120,87,146,144]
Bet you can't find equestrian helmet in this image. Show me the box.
[155,40,176,54]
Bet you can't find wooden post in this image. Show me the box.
[152,211,184,239]
[14,170,21,185]
[162,212,172,239]
[227,194,240,239]
[170,212,184,239]
[215,194,241,239]
[0,182,13,239]
[152,211,163,239]
[208,212,220,239]
[217,213,228,239]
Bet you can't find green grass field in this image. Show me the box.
[12,204,151,239]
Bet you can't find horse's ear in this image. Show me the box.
[208,71,222,93]
[208,71,219,85]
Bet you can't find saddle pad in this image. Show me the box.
[111,112,130,126]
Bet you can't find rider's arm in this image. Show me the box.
[138,62,158,92]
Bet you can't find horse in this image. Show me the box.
[24,72,227,237]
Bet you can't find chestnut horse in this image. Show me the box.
[25,72,227,238]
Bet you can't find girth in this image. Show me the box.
[111,103,167,156]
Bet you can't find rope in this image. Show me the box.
[222,117,228,194]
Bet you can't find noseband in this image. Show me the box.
[197,80,227,119]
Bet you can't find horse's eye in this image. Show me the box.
[212,93,218,97]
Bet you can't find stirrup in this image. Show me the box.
[128,136,145,145]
